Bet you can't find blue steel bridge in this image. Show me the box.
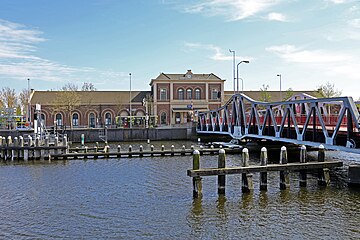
[196,93,360,154]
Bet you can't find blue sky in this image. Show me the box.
[0,0,359,99]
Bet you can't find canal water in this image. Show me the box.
[0,141,359,239]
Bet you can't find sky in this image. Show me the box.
[0,0,360,99]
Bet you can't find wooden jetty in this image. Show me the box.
[187,145,344,198]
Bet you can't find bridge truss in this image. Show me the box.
[197,94,360,154]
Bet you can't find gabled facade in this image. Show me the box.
[150,70,225,125]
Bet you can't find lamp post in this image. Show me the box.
[236,60,250,93]
[27,78,31,126]
[129,73,132,128]
[277,74,282,101]
[229,49,236,94]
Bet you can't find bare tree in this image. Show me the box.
[52,83,81,129]
[81,82,96,91]
[284,88,294,101]
[19,88,30,115]
[1,87,18,108]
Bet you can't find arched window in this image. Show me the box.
[160,88,167,100]
[89,113,96,128]
[105,112,112,125]
[55,113,62,126]
[72,113,79,127]
[160,112,167,125]
[211,89,218,100]
[195,88,201,100]
[40,113,46,125]
[187,88,192,100]
[178,88,184,100]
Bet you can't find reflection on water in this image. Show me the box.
[0,141,359,239]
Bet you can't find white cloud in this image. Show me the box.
[184,0,281,21]
[348,18,360,28]
[0,19,126,87]
[325,0,348,4]
[266,44,360,80]
[267,12,287,22]
[184,42,252,61]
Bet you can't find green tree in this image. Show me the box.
[284,88,294,101]
[260,84,272,102]
[316,82,342,98]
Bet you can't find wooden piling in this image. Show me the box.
[192,150,202,198]
[199,145,204,156]
[19,136,24,160]
[139,145,143,157]
[63,135,68,154]
[279,146,290,190]
[0,136,3,159]
[181,145,186,156]
[241,148,253,193]
[35,137,40,160]
[128,145,132,158]
[260,147,268,191]
[171,145,174,156]
[317,145,330,186]
[7,136,12,160]
[218,149,226,195]
[161,145,165,156]
[299,145,307,187]
[13,137,18,161]
[150,145,154,156]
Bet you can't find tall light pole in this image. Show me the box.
[129,73,132,128]
[277,74,282,101]
[27,78,31,125]
[236,60,250,93]
[229,49,236,94]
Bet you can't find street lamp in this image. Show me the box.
[277,74,282,101]
[236,60,250,93]
[129,73,132,128]
[229,49,236,94]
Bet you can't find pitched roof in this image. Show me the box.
[30,90,149,105]
[224,90,319,103]
[150,70,224,85]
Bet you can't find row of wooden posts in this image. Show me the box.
[189,145,343,198]
[0,135,68,161]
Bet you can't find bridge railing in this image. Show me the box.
[197,93,360,150]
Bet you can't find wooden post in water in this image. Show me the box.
[171,145,174,156]
[192,150,202,198]
[19,136,24,160]
[210,145,214,155]
[241,148,253,193]
[44,137,49,159]
[279,146,290,190]
[317,145,330,186]
[299,145,307,187]
[181,145,186,156]
[218,149,226,195]
[35,137,40,160]
[7,136,12,160]
[150,145,154,157]
[128,145,132,158]
[139,145,143,157]
[260,147,268,191]
[13,137,18,161]
[191,145,194,152]
[161,145,165,156]
[0,136,3,159]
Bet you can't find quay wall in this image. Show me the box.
[0,127,196,143]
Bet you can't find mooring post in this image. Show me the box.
[0,136,3,159]
[210,145,214,155]
[19,136,24,160]
[150,145,154,157]
[139,145,143,157]
[299,145,307,187]
[44,136,49,159]
[218,149,226,195]
[280,146,290,190]
[7,136,12,160]
[171,145,174,156]
[63,135,68,154]
[13,137,18,161]
[260,147,268,191]
[147,139,150,144]
[128,145,132,158]
[317,144,330,186]
[54,136,59,157]
[85,146,88,154]
[192,150,202,198]
[241,148,253,193]
[199,145,204,156]
[181,145,186,156]
[161,145,165,156]
[35,137,40,160]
